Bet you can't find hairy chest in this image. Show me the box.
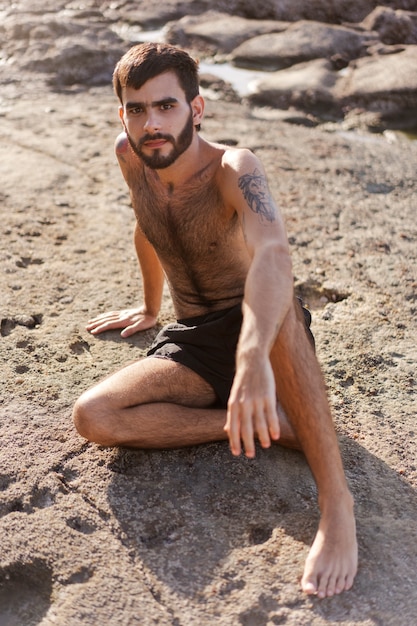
[131,174,239,264]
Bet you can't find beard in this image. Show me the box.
[127,109,194,170]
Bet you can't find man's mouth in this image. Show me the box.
[143,138,170,149]
[141,135,169,150]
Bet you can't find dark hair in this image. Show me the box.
[113,42,200,105]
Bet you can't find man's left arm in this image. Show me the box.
[222,150,294,458]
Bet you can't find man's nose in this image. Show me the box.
[143,111,161,133]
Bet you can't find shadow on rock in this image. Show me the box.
[107,442,316,591]
[0,559,53,626]
[106,435,417,614]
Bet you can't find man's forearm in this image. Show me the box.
[134,222,165,317]
[237,243,293,361]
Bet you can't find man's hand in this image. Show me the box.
[86,307,157,338]
[224,359,280,458]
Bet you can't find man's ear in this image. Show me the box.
[191,95,204,127]
[118,105,125,126]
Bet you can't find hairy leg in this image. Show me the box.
[74,355,298,449]
[270,299,357,598]
[73,332,356,597]
[73,357,229,448]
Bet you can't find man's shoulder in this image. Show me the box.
[218,144,259,173]
[114,132,143,179]
[211,145,260,188]
[115,131,130,155]
[206,144,262,208]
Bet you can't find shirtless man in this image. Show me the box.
[73,42,357,599]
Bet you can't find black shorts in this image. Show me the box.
[147,300,314,408]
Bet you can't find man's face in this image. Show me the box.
[120,72,198,170]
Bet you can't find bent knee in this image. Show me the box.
[72,391,95,440]
[72,390,114,445]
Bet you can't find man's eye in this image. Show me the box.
[161,103,173,110]
[129,107,143,114]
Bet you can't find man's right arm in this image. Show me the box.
[86,134,165,337]
[86,221,164,337]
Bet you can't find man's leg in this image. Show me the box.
[270,299,358,599]
[73,357,229,448]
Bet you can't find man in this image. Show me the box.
[73,42,357,599]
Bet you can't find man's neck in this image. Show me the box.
[150,134,207,188]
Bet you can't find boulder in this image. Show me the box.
[247,46,417,129]
[337,46,417,126]
[199,72,240,102]
[249,0,376,23]
[164,11,288,54]
[360,7,417,45]
[19,28,125,87]
[230,21,373,71]
[100,0,416,28]
[246,59,340,117]
[0,12,126,87]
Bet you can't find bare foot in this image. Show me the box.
[301,494,358,599]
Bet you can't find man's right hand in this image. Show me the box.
[86,307,158,338]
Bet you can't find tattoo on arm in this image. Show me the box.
[238,168,276,223]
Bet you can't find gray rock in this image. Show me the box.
[0,13,126,87]
[247,46,417,129]
[199,72,240,102]
[104,0,373,25]
[100,0,414,29]
[1,0,415,129]
[261,0,374,23]
[164,11,288,54]
[22,33,125,87]
[360,7,417,45]
[337,46,417,126]
[247,59,340,117]
[230,21,373,71]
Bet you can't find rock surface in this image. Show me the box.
[1,1,417,625]
[164,12,289,54]
[230,21,372,70]
[1,0,416,127]
[247,46,417,128]
[361,6,417,44]
[337,46,417,126]
[246,59,341,117]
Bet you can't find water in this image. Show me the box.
[198,61,264,96]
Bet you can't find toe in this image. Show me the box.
[301,578,318,596]
[343,571,355,592]
[316,569,332,599]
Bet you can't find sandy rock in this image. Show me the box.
[361,6,417,45]
[1,2,417,624]
[230,21,373,71]
[2,83,417,623]
[164,11,288,55]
